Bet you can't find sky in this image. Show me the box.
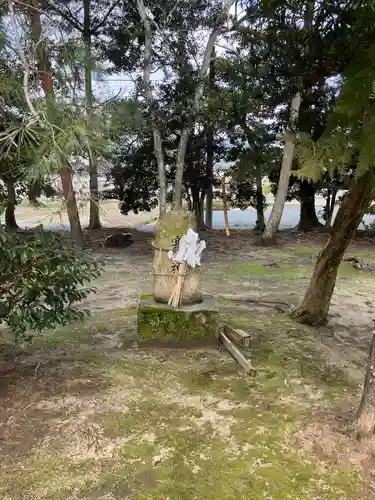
[92,1,240,101]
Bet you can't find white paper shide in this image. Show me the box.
[167,228,206,268]
[167,228,206,307]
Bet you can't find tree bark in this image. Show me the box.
[28,1,83,245]
[262,93,301,243]
[325,187,337,229]
[296,180,323,231]
[262,0,314,245]
[205,125,214,228]
[60,167,84,246]
[5,181,18,230]
[255,169,265,231]
[292,170,375,326]
[193,191,206,231]
[173,0,233,209]
[136,0,167,218]
[205,52,215,230]
[83,0,101,229]
[222,176,230,236]
[357,332,375,438]
[205,166,214,229]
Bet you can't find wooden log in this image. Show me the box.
[224,324,251,348]
[356,332,375,438]
[219,331,256,376]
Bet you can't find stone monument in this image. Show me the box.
[137,210,218,345]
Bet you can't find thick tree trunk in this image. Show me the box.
[28,3,83,245]
[255,170,265,231]
[356,333,375,438]
[60,167,84,246]
[5,181,18,230]
[296,180,323,231]
[192,190,206,230]
[83,0,101,229]
[292,170,375,326]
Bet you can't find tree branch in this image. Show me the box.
[41,0,84,32]
[91,0,121,34]
[136,0,167,217]
[173,0,234,208]
[8,0,40,121]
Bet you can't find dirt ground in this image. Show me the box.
[14,200,158,229]
[1,214,375,499]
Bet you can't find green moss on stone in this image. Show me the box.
[137,300,218,343]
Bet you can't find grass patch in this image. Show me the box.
[226,261,311,280]
[220,259,366,281]
[27,306,137,350]
[293,246,318,255]
[228,311,356,397]
[0,299,368,499]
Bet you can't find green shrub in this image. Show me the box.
[0,228,103,343]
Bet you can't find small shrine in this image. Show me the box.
[137,210,218,345]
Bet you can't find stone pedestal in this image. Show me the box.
[152,210,202,305]
[137,294,219,346]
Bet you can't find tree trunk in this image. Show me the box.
[205,124,214,230]
[173,0,233,209]
[205,49,215,230]
[185,186,193,212]
[292,170,375,326]
[296,180,323,231]
[222,177,230,236]
[205,178,214,229]
[324,188,331,228]
[192,190,206,230]
[326,188,337,229]
[83,0,101,229]
[28,2,83,245]
[136,0,167,218]
[60,167,84,246]
[255,169,265,231]
[5,181,18,230]
[262,92,301,244]
[262,0,314,245]
[205,125,214,229]
[356,332,375,438]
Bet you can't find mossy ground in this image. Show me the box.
[1,232,375,499]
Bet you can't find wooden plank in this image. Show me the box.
[224,324,251,348]
[219,331,257,376]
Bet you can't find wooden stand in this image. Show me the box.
[218,327,256,376]
[224,324,251,348]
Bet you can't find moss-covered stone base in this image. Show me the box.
[137,294,219,346]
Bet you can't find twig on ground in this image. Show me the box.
[219,294,292,312]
